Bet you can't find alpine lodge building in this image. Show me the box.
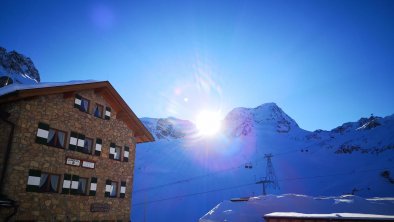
[0,81,154,221]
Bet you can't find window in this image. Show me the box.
[89,177,98,196]
[123,146,130,162]
[104,107,111,120]
[110,181,118,197]
[94,138,102,156]
[82,137,93,154]
[109,143,122,160]
[93,103,104,118]
[120,181,126,198]
[78,177,88,195]
[80,97,90,113]
[105,179,119,197]
[62,174,89,195]
[38,173,59,193]
[47,128,66,149]
[114,146,121,160]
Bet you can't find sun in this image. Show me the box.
[195,110,222,136]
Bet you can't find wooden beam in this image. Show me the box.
[63,91,75,99]
[94,87,106,95]
[100,91,122,113]
[116,110,128,120]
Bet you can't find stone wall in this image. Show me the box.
[0,118,13,193]
[0,89,137,221]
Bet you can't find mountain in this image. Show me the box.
[0,47,40,86]
[140,117,196,140]
[223,102,303,136]
[132,103,394,222]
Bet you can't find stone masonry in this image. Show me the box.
[0,88,140,221]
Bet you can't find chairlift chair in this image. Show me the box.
[245,162,253,169]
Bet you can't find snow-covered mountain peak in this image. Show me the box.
[140,117,196,140]
[252,103,298,126]
[140,103,302,140]
[307,114,394,155]
[0,47,40,86]
[134,111,394,222]
[331,115,385,134]
[223,102,300,136]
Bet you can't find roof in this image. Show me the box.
[264,212,394,221]
[0,80,154,143]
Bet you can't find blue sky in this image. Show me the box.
[1,0,393,131]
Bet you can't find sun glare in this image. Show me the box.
[195,110,222,136]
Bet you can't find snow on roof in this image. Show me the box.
[0,80,99,97]
[265,212,394,220]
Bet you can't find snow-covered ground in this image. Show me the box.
[200,194,394,222]
[264,212,394,220]
[132,103,394,222]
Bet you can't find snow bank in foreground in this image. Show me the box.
[265,212,394,220]
[199,194,394,222]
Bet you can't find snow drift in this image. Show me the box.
[199,194,394,222]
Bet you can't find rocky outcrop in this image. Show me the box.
[140,117,196,140]
[0,47,40,85]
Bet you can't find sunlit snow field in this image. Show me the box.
[132,104,394,222]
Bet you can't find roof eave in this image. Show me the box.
[0,81,155,143]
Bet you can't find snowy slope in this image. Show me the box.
[132,103,394,222]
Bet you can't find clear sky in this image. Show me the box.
[1,0,393,131]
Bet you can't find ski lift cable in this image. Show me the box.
[277,167,394,182]
[133,152,280,193]
[133,165,243,193]
[133,148,315,193]
[133,182,256,206]
[132,167,394,206]
[133,136,370,194]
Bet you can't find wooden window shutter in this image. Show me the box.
[26,169,41,192]
[69,132,78,150]
[123,146,129,162]
[105,179,111,197]
[120,181,126,198]
[62,174,72,194]
[74,94,82,109]
[109,143,116,159]
[95,138,102,156]
[76,133,85,152]
[105,107,111,120]
[70,175,80,195]
[89,177,97,196]
[35,122,49,144]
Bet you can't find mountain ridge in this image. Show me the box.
[0,47,40,86]
[132,103,394,222]
[140,102,393,141]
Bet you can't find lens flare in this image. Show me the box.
[195,110,222,136]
